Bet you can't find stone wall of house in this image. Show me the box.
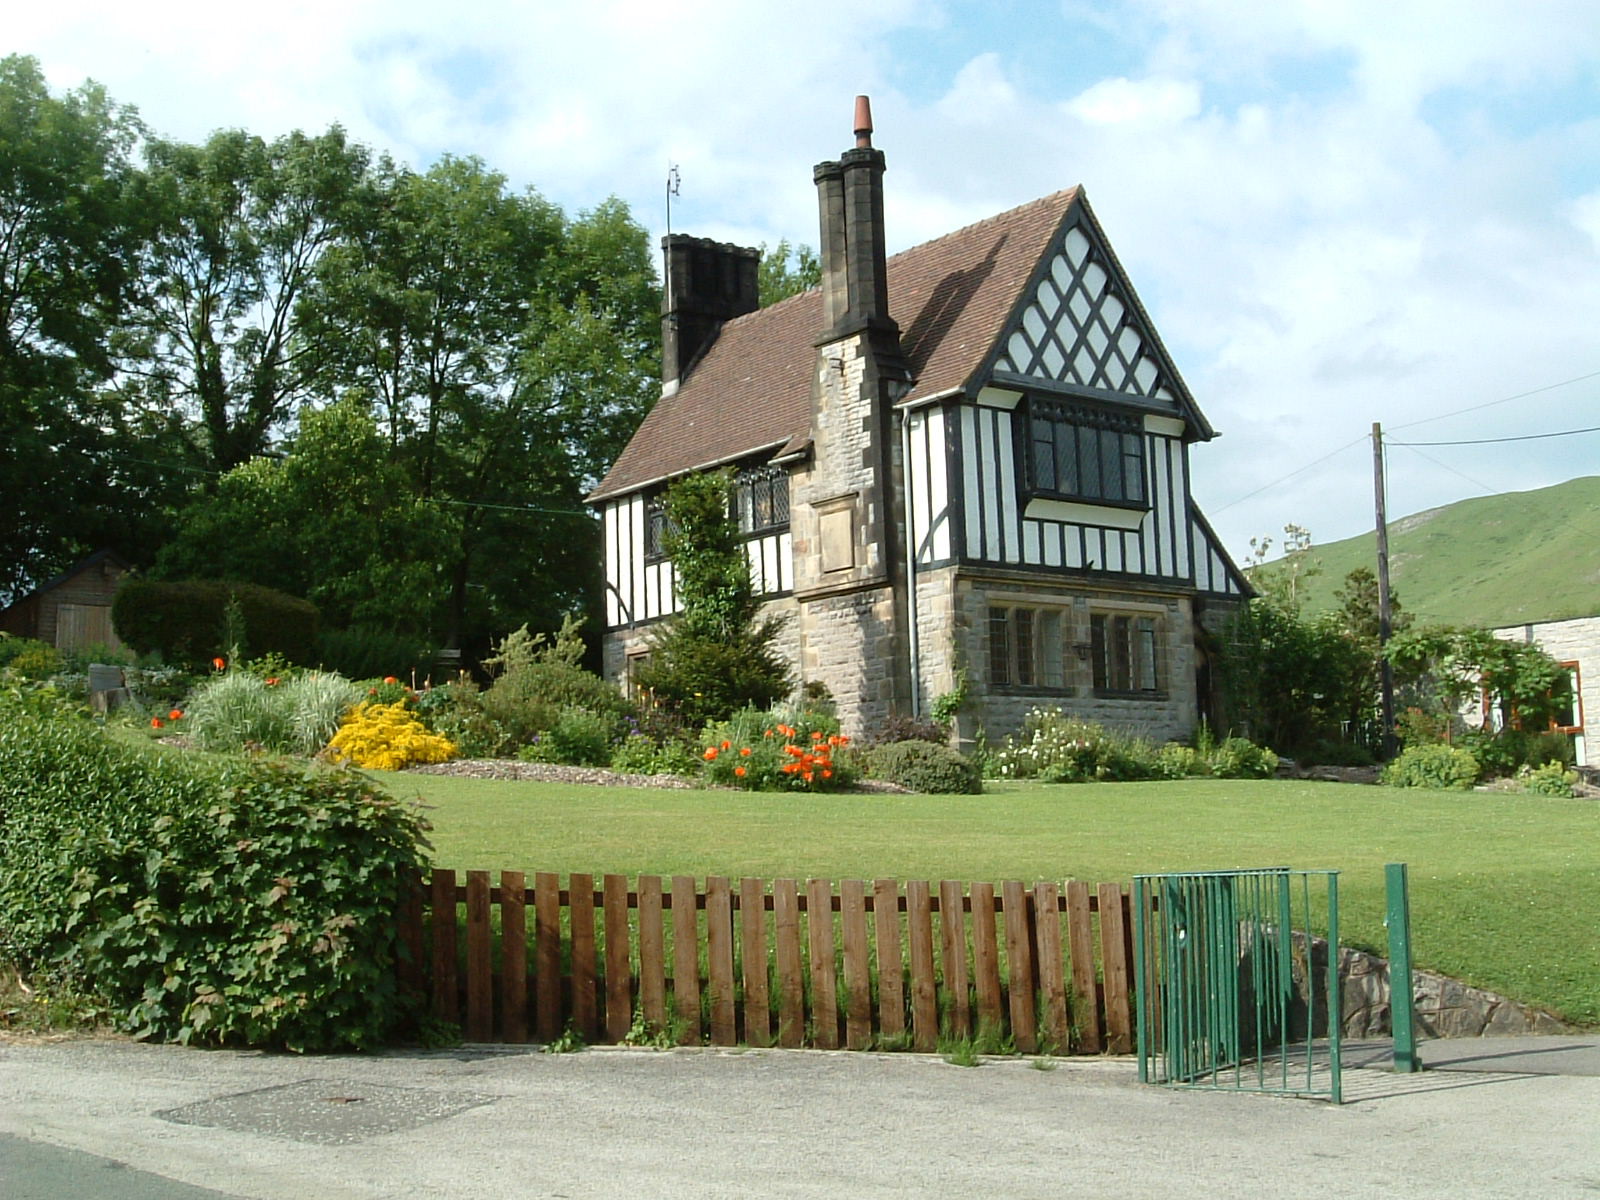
[944,576,1198,744]
[1494,614,1598,767]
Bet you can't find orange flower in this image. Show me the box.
[721,739,731,750]
[734,766,746,777]
[212,656,226,671]
[812,731,824,741]
[739,747,752,757]
[150,717,163,729]
[703,747,718,761]
[784,745,804,757]
[264,677,279,686]
[822,769,833,779]
[802,770,814,783]
[383,675,399,685]
[368,687,379,695]
[168,709,183,721]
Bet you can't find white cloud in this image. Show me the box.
[1065,76,1200,126]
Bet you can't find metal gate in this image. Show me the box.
[1133,869,1342,1102]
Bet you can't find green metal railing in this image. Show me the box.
[1133,868,1342,1102]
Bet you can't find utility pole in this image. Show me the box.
[1373,422,1396,756]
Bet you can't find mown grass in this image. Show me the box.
[378,773,1600,1028]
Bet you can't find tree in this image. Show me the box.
[757,239,820,307]
[0,55,169,602]
[153,399,454,634]
[301,161,659,651]
[633,471,791,726]
[1385,627,1572,735]
[116,126,371,474]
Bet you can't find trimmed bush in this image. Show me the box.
[480,660,629,754]
[866,740,982,794]
[995,708,1159,782]
[317,627,436,683]
[1381,743,1480,790]
[113,580,319,666]
[0,693,428,1049]
[0,636,63,679]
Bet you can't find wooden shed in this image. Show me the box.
[0,550,130,653]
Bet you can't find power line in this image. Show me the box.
[1388,367,1600,431]
[1389,424,1600,447]
[1210,433,1367,514]
[1391,442,1500,497]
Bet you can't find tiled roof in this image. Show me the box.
[589,189,1080,502]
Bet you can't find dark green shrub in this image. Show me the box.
[113,580,319,667]
[518,707,616,766]
[866,713,949,746]
[0,693,428,1050]
[481,660,629,754]
[866,740,982,794]
[1380,743,1479,790]
[1208,737,1280,779]
[1300,739,1376,768]
[415,681,511,759]
[317,627,436,683]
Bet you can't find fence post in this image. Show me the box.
[1386,862,1419,1073]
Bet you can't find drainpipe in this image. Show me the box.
[899,406,921,718]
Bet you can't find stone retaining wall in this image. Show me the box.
[1296,935,1568,1038]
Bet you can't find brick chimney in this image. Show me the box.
[660,235,760,390]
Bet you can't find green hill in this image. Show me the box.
[1281,476,1600,628]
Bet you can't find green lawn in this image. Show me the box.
[377,772,1600,1028]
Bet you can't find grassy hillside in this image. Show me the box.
[1285,476,1600,627]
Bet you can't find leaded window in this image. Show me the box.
[1090,612,1160,694]
[732,464,790,534]
[1026,398,1146,507]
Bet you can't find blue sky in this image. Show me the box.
[9,0,1599,563]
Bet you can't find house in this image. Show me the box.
[0,549,129,654]
[589,98,1249,741]
[1490,616,1593,767]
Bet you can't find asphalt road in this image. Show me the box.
[2,1036,1597,1199]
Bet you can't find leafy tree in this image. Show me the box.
[0,55,172,602]
[633,471,791,726]
[152,399,454,634]
[758,239,820,306]
[116,126,372,474]
[1385,626,1572,735]
[301,161,658,651]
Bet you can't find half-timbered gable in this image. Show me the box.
[592,98,1247,740]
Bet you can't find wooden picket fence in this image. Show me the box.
[396,869,1141,1055]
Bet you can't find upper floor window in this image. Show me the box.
[733,464,789,535]
[644,496,671,561]
[1025,398,1146,507]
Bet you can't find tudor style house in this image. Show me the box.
[590,98,1248,742]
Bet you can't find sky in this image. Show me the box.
[9,0,1599,563]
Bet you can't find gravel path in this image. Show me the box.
[404,760,701,788]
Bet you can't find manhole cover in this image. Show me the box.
[157,1078,496,1145]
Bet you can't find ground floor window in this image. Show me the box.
[1090,612,1160,694]
[986,605,1068,690]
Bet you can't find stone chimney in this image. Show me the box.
[813,95,898,340]
[660,235,760,390]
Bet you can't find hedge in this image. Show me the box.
[0,689,428,1050]
[113,579,320,666]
